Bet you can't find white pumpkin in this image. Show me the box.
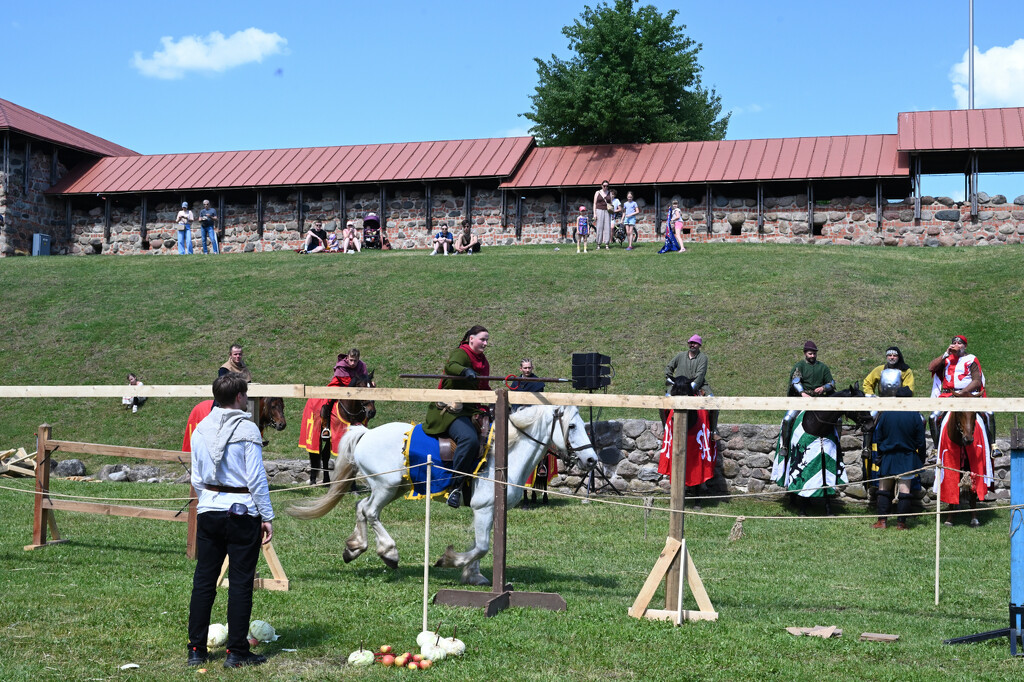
[420,642,447,662]
[416,630,439,648]
[347,648,375,667]
[439,636,466,656]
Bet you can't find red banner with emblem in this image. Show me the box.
[298,399,354,456]
[657,410,717,486]
[935,412,992,505]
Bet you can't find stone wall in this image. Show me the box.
[0,146,69,256]
[546,419,1013,505]
[62,188,1024,255]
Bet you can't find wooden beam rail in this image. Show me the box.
[2,384,1023,413]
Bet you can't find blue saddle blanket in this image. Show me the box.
[402,424,491,501]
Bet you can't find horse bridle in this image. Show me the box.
[335,374,376,424]
[259,398,285,431]
[508,407,591,465]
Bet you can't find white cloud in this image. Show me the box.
[499,126,532,138]
[950,39,1024,108]
[729,104,763,117]
[133,28,287,79]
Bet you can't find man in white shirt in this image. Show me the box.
[187,372,273,669]
[176,202,194,255]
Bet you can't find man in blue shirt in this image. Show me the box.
[199,200,219,254]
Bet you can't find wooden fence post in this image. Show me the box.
[666,409,687,611]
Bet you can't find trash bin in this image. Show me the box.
[32,233,51,256]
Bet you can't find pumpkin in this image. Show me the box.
[439,636,466,656]
[420,641,447,662]
[416,630,440,648]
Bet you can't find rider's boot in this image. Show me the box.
[446,477,464,509]
[308,452,319,486]
[929,411,943,450]
[896,494,911,529]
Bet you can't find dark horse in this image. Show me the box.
[774,385,873,516]
[658,375,718,503]
[311,370,376,485]
[935,403,990,526]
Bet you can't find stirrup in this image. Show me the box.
[320,427,331,440]
[446,488,462,509]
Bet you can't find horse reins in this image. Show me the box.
[508,408,591,465]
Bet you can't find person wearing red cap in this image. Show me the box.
[666,334,719,438]
[928,335,983,398]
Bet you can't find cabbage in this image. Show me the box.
[347,648,375,667]
[206,623,228,648]
[248,619,279,642]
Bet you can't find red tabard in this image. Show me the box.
[182,400,214,452]
[936,412,991,505]
[657,410,718,487]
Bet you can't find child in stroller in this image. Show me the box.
[362,212,392,250]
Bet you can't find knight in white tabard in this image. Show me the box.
[927,334,992,443]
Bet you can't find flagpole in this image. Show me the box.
[968,0,974,110]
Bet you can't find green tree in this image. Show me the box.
[523,0,729,146]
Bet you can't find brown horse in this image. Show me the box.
[183,396,286,453]
[311,371,376,484]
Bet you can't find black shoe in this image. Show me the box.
[187,648,208,667]
[446,488,462,509]
[224,651,267,668]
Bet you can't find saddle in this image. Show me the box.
[435,414,491,463]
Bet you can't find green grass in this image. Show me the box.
[0,243,1022,456]
[0,480,1020,681]
[1,243,1023,679]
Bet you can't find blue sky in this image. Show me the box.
[6,1,1024,196]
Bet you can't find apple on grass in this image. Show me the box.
[407,662,419,669]
[379,644,393,654]
[419,659,433,669]
[381,654,395,667]
[412,654,423,662]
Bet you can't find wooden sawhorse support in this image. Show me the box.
[215,541,290,592]
[629,408,718,624]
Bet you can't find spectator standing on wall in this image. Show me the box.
[176,202,194,255]
[430,222,454,255]
[593,180,612,249]
[609,189,623,244]
[453,220,481,254]
[671,200,687,253]
[199,200,219,254]
[576,205,590,254]
[623,191,640,250]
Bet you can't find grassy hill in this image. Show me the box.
[0,242,1021,454]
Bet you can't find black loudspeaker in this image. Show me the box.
[572,352,611,390]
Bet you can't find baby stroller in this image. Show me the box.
[362,212,392,250]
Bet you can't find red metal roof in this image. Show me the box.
[49,137,534,194]
[500,135,908,189]
[898,107,1024,151]
[0,98,136,157]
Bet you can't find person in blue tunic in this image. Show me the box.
[872,370,927,529]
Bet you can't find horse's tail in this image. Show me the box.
[286,425,368,520]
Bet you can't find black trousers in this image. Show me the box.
[187,511,261,654]
[448,416,480,481]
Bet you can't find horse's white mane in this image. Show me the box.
[506,404,555,448]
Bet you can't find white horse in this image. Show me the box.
[287,404,598,585]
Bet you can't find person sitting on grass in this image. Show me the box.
[340,220,361,253]
[431,222,454,255]
[301,221,329,253]
[453,220,481,255]
[122,372,147,413]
